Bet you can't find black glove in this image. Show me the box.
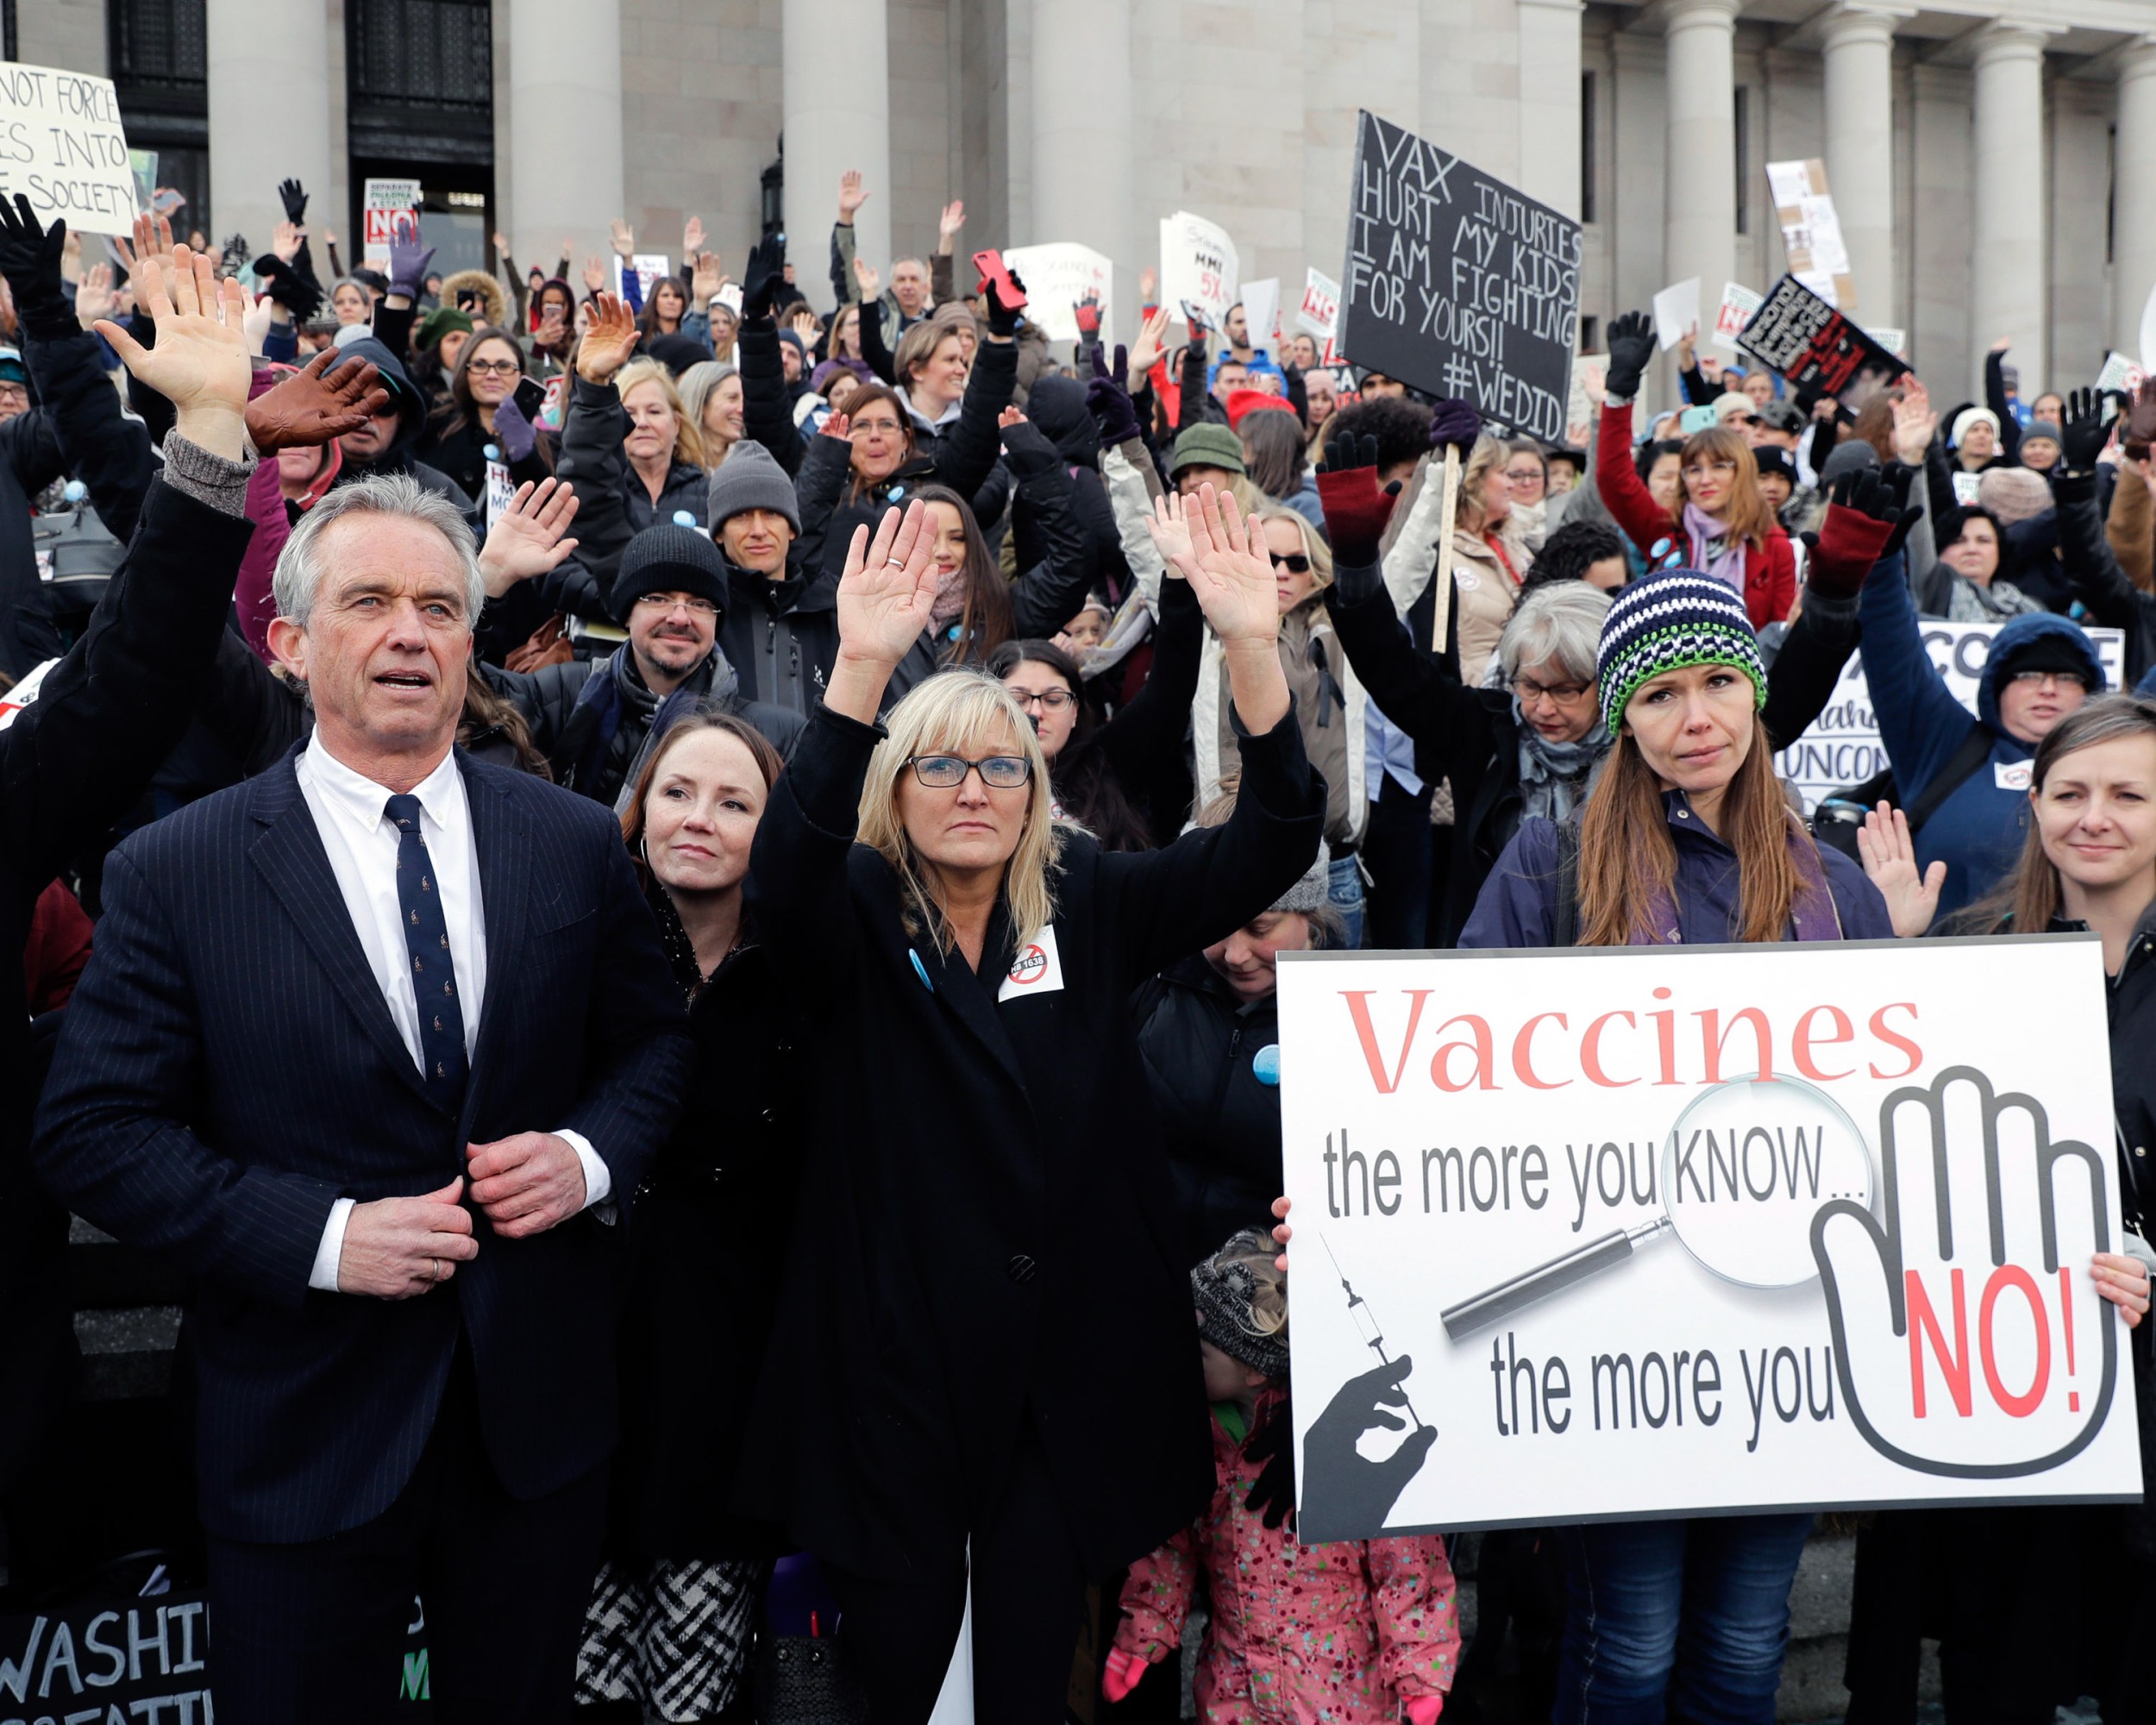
[984,269,1027,338]
[998,415,1060,477]
[1242,1396,1296,1532]
[0,193,71,336]
[1428,397,1482,456]
[1085,344,1138,449]
[2060,386,2120,475]
[1603,310,1656,403]
[254,256,323,323]
[740,234,786,324]
[1800,466,1918,597]
[278,179,309,224]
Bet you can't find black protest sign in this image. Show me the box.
[1338,110,1582,441]
[1738,273,1908,398]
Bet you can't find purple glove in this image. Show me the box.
[493,395,537,464]
[1086,343,1139,448]
[1428,397,1481,455]
[387,229,436,302]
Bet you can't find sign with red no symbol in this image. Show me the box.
[1278,937,2141,1541]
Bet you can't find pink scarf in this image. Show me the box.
[1683,500,1749,600]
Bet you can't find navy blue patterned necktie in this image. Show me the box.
[385,792,467,1112]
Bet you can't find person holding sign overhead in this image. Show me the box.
[1597,312,1796,630]
[1459,569,1896,1725]
[737,486,1321,1721]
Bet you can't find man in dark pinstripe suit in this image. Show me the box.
[34,472,693,1723]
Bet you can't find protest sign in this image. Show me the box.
[0,62,136,235]
[1766,158,1854,309]
[2096,351,2145,397]
[362,177,423,267]
[613,252,670,304]
[1000,242,1112,344]
[1338,110,1582,441]
[1867,327,1907,358]
[1278,938,2140,1541]
[1772,620,2127,813]
[1652,278,1700,352]
[1712,282,1764,353]
[1739,273,1908,398]
[1159,210,1238,330]
[1298,267,1343,339]
[1241,278,1282,352]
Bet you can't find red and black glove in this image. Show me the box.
[1802,465,1918,599]
[1315,432,1400,568]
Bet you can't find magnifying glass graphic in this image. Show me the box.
[1438,1072,1875,1341]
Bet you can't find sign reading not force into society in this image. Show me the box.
[1338,110,1581,440]
[0,62,137,235]
[1278,940,2140,1543]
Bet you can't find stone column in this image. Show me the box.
[1970,23,2050,394]
[507,0,624,266]
[206,0,334,259]
[1821,4,1902,322]
[1662,0,1740,317]
[783,0,890,311]
[1518,0,1585,220]
[1031,0,1132,337]
[2115,39,2156,357]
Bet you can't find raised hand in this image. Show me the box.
[491,229,511,258]
[244,346,391,453]
[386,227,436,302]
[1675,322,1697,372]
[574,292,639,384]
[852,254,881,300]
[681,215,705,260]
[1854,802,1946,938]
[837,498,937,662]
[1313,431,1399,567]
[691,249,724,303]
[741,233,786,323]
[2061,386,2121,474]
[609,217,634,260]
[1128,304,1171,382]
[1804,464,1920,598]
[241,289,273,356]
[581,254,606,295]
[479,477,581,597]
[937,199,965,247]
[271,220,304,264]
[2127,380,2156,462]
[72,262,115,330]
[984,269,1026,340]
[1892,377,1938,463]
[837,169,870,221]
[791,308,821,349]
[1086,344,1139,448]
[1603,310,1656,401]
[1139,265,1158,305]
[1181,483,1280,648]
[97,244,251,454]
[0,192,68,311]
[278,178,309,224]
[1145,491,1198,581]
[819,410,851,443]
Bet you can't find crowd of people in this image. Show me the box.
[0,162,2151,1725]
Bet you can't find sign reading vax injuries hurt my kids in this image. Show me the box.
[1337,110,1581,441]
[1276,939,2141,1544]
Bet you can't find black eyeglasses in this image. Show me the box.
[1270,553,1311,574]
[636,593,718,616]
[466,358,521,377]
[906,754,1031,788]
[1008,688,1075,712]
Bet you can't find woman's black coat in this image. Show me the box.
[738,699,1324,1582]
[611,915,809,1560]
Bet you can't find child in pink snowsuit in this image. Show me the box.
[1104,1229,1458,1722]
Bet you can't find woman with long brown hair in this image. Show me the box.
[1460,568,1893,1725]
[1596,310,1797,629]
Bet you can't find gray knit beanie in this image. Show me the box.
[1191,1228,1291,1380]
[1270,838,1332,916]
[705,438,802,535]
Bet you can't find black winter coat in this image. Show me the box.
[548,373,710,618]
[415,414,554,512]
[1131,955,1286,1266]
[737,700,1324,1581]
[0,477,254,1494]
[611,907,809,1560]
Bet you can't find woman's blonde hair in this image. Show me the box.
[1250,505,1333,602]
[1457,434,1510,535]
[856,670,1063,957]
[1576,712,1818,945]
[674,361,739,462]
[615,356,708,470]
[893,320,967,392]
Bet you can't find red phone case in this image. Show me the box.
[973,249,1027,311]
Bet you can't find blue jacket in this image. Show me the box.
[1858,552,2107,921]
[1461,799,1894,948]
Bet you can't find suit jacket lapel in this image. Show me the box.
[462,754,530,1117]
[248,751,432,1107]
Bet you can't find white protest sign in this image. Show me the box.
[1241,278,1282,352]
[1000,242,1112,344]
[362,178,422,267]
[1867,327,1908,358]
[1952,471,1983,508]
[1159,210,1238,331]
[614,252,671,304]
[1767,159,1854,310]
[1298,267,1343,339]
[1713,283,1764,353]
[0,64,136,236]
[1279,939,2140,1541]
[1653,278,1701,352]
[1772,620,2127,813]
[2097,351,2145,396]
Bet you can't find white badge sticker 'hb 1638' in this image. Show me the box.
[999,925,1067,1001]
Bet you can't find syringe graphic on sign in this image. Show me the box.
[1320,1232,1426,1432]
[1439,1072,1877,1340]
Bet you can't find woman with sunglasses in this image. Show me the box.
[1598,310,1796,629]
[739,487,1321,1722]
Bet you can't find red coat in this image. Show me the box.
[1596,401,1796,630]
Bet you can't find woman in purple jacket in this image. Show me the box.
[1460,569,1896,1725]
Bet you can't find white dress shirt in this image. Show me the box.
[296,733,608,1291]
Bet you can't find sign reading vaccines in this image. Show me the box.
[1277,940,2140,1542]
[1338,110,1581,440]
[0,62,136,235]
[1772,620,2127,813]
